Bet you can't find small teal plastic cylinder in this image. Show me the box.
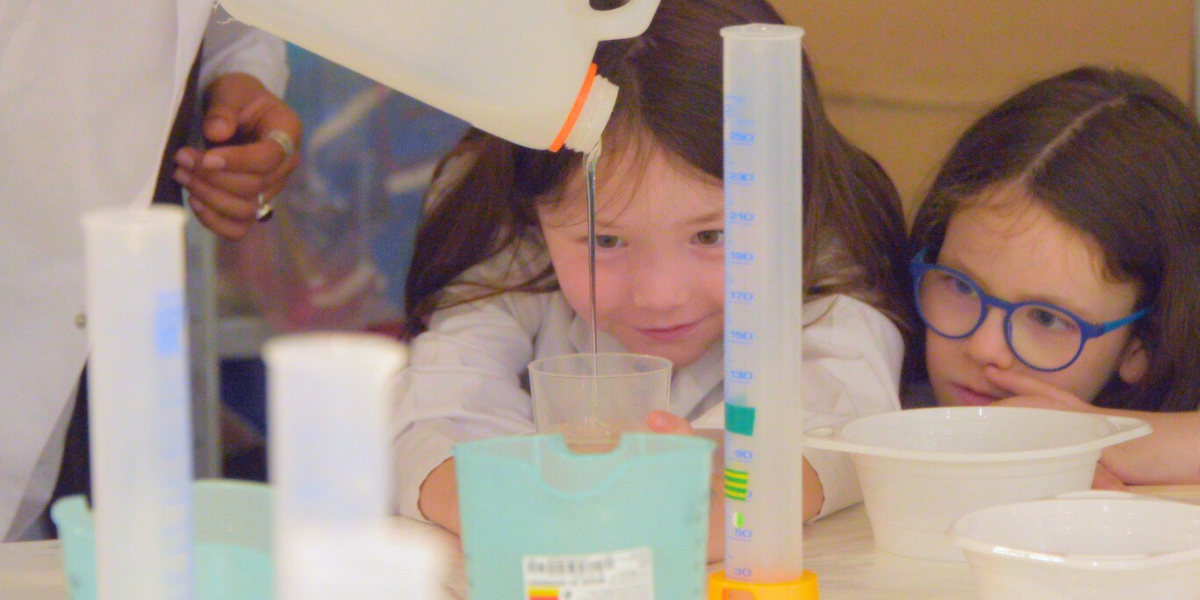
[51,479,272,600]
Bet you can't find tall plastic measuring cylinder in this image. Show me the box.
[718,24,809,592]
[83,206,194,599]
[264,333,431,599]
[218,0,661,151]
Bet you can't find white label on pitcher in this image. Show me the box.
[522,547,653,599]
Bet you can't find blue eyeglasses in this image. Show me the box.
[910,250,1148,372]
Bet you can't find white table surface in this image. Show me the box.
[0,503,973,600]
[3,486,1196,599]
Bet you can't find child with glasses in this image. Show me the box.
[905,66,1200,487]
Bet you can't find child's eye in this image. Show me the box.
[693,230,725,246]
[1022,306,1077,333]
[951,277,975,296]
[594,235,623,248]
[930,271,976,298]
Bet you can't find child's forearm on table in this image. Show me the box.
[1098,409,1200,485]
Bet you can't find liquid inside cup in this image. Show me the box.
[547,419,623,454]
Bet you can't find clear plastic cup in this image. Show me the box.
[528,353,671,454]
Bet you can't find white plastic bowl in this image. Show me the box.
[952,491,1200,599]
[802,407,1150,561]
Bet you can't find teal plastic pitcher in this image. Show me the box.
[51,479,272,600]
[456,433,714,599]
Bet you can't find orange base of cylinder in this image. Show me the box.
[708,570,819,600]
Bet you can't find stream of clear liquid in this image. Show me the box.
[585,141,602,421]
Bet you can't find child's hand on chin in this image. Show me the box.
[645,410,726,563]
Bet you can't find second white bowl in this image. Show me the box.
[952,491,1200,599]
[803,407,1150,561]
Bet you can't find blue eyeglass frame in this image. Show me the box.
[909,249,1149,372]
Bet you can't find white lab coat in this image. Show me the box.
[392,243,904,522]
[0,1,288,541]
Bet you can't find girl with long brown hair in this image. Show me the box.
[393,0,912,555]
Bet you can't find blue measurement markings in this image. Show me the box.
[729,131,755,145]
[729,290,754,303]
[724,95,744,116]
[728,369,754,382]
[729,250,754,264]
[726,171,755,185]
[727,211,754,224]
[728,329,754,344]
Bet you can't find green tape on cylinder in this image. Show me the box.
[725,403,756,436]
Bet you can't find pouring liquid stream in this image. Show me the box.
[584,141,603,431]
[545,142,616,455]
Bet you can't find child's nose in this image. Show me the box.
[631,253,689,311]
[964,308,1018,370]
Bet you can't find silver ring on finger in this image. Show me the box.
[255,193,274,222]
[265,129,296,159]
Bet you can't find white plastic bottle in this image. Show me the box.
[218,0,661,152]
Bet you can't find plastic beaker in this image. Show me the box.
[455,433,713,599]
[51,479,272,600]
[528,353,671,453]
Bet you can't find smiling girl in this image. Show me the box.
[392,0,912,556]
[906,66,1200,486]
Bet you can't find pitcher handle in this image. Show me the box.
[580,0,662,41]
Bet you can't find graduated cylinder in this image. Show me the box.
[720,24,806,586]
[264,333,433,598]
[83,206,194,599]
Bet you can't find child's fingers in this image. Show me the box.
[982,365,1059,398]
[983,366,1091,409]
[646,410,694,435]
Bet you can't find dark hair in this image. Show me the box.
[404,0,911,347]
[907,66,1200,412]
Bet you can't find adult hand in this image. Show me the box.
[647,410,726,562]
[173,72,303,240]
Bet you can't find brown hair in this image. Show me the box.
[404,0,911,346]
[907,67,1200,412]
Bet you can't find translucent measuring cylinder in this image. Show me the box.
[721,24,805,584]
[263,333,419,599]
[83,206,194,600]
